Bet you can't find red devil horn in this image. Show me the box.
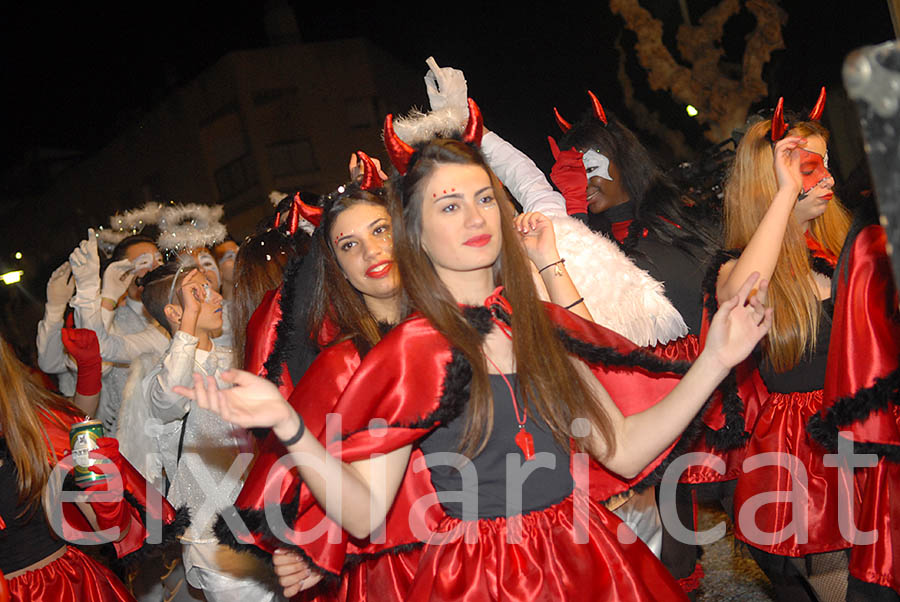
[770,97,788,142]
[808,87,826,121]
[587,90,607,125]
[461,98,484,147]
[553,107,572,133]
[290,192,323,232]
[383,113,416,175]
[356,151,384,191]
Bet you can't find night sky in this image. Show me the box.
[2,1,894,180]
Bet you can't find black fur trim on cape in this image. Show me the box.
[115,495,191,566]
[807,366,900,462]
[701,249,741,318]
[61,473,191,568]
[810,255,835,279]
[214,485,342,585]
[703,372,751,451]
[262,252,306,388]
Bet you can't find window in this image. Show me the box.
[214,154,258,200]
[267,139,317,176]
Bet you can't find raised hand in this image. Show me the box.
[513,212,559,268]
[46,261,74,316]
[548,137,589,215]
[348,152,388,183]
[704,272,773,371]
[272,548,324,597]
[69,229,102,302]
[772,136,806,198]
[101,258,135,307]
[172,370,293,431]
[424,56,468,113]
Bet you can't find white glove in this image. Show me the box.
[101,258,135,306]
[424,56,468,113]
[68,228,101,305]
[45,262,74,319]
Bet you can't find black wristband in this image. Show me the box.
[278,413,306,446]
[538,258,565,275]
[564,297,585,310]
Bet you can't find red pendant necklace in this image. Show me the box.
[483,286,534,460]
[485,355,535,460]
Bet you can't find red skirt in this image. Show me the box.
[405,495,686,601]
[6,546,134,601]
[734,389,852,556]
[849,459,900,593]
[300,547,424,602]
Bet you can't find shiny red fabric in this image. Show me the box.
[243,287,294,399]
[257,304,685,584]
[849,460,900,592]
[406,496,686,601]
[611,220,632,244]
[733,389,851,555]
[648,335,744,484]
[822,225,900,445]
[6,546,134,601]
[234,340,362,547]
[38,409,180,556]
[819,225,900,591]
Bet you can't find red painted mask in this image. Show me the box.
[797,148,831,193]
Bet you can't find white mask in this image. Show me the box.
[582,150,613,181]
[196,252,220,284]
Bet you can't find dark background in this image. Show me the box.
[0,0,894,362]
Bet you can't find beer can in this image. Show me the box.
[70,419,108,486]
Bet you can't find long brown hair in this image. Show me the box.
[307,185,394,354]
[0,338,80,515]
[723,119,850,372]
[231,228,297,367]
[394,139,615,459]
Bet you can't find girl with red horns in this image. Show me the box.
[714,90,853,602]
[178,101,773,599]
[216,142,596,600]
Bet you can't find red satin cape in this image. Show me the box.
[243,304,687,592]
[243,286,294,399]
[819,225,900,591]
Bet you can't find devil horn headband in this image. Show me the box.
[808,87,826,121]
[770,97,788,142]
[384,98,484,175]
[587,90,608,125]
[289,192,323,232]
[460,98,484,147]
[356,151,384,191]
[553,108,572,133]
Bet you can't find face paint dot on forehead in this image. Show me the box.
[582,150,613,181]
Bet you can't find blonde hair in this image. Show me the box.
[0,338,80,516]
[723,120,850,372]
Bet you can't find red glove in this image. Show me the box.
[61,328,102,396]
[82,437,161,557]
[548,136,589,216]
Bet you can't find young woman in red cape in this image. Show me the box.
[807,200,900,601]
[714,93,852,601]
[179,108,771,601]
[0,335,187,600]
[217,136,595,600]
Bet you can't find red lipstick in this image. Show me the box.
[463,234,492,247]
[820,192,833,200]
[365,260,393,279]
